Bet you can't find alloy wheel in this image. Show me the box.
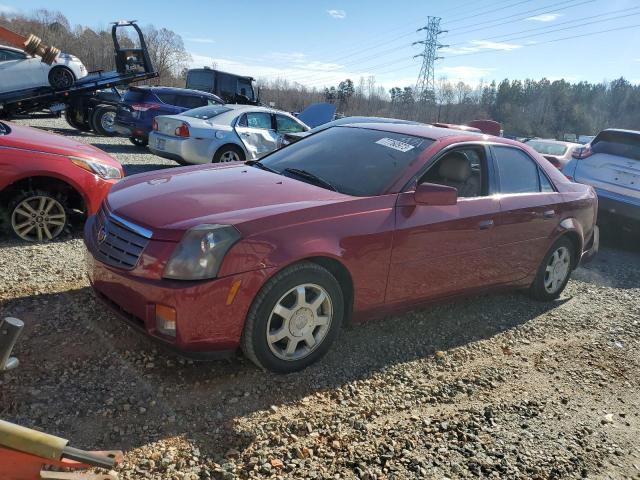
[266,283,333,361]
[220,150,240,162]
[544,246,570,293]
[11,196,66,242]
[50,68,73,89]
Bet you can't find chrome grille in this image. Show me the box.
[93,206,150,270]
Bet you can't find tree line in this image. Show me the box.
[0,9,190,86]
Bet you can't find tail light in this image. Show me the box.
[175,123,190,137]
[130,102,161,112]
[152,119,158,131]
[572,144,593,160]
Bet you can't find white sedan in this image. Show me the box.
[0,44,87,93]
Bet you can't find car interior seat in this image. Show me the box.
[436,151,481,197]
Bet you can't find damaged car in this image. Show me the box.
[85,123,599,373]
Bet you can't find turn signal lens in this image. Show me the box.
[155,304,177,337]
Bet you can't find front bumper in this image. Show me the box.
[84,218,276,355]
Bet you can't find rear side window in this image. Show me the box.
[175,95,206,109]
[592,131,640,160]
[155,93,177,105]
[123,90,148,103]
[493,146,542,194]
[245,112,272,130]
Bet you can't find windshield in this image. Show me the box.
[259,126,433,196]
[182,105,231,120]
[526,140,568,156]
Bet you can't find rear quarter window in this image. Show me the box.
[592,131,640,160]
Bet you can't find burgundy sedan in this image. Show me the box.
[84,123,599,372]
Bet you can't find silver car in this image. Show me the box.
[148,105,309,165]
[524,138,581,170]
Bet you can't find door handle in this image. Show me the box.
[478,219,494,230]
[543,210,555,219]
[240,132,250,137]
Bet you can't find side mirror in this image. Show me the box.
[414,182,458,206]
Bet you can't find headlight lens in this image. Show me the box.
[70,156,122,179]
[163,224,241,280]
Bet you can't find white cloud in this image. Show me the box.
[327,9,346,19]
[441,40,522,55]
[185,37,215,44]
[265,51,307,63]
[0,3,17,14]
[436,65,495,85]
[526,13,562,22]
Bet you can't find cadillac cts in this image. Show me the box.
[84,123,599,372]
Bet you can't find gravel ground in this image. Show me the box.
[1,116,639,480]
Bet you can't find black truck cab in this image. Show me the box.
[185,67,257,104]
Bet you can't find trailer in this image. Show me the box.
[0,21,157,134]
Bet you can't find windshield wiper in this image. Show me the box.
[282,168,337,192]
[245,160,278,174]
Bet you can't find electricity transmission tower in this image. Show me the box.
[413,17,447,103]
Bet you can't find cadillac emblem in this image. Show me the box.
[97,225,108,244]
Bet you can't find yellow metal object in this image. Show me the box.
[226,280,242,305]
[0,419,68,460]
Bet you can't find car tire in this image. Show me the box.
[528,236,575,301]
[129,136,148,148]
[64,108,91,132]
[48,66,75,89]
[241,262,344,373]
[213,145,245,163]
[7,190,69,242]
[91,106,118,136]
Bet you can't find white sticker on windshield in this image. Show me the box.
[375,137,415,152]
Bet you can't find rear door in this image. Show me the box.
[235,111,279,159]
[574,131,640,201]
[490,145,564,282]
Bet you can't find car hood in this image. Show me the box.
[2,122,120,166]
[106,163,349,241]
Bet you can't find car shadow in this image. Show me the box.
[90,143,151,155]
[1,284,563,460]
[122,163,177,176]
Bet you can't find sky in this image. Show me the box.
[2,0,640,89]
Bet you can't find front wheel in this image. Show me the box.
[9,191,68,242]
[528,237,575,301]
[241,262,344,373]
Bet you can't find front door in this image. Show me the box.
[0,49,45,92]
[387,144,501,305]
[490,145,565,282]
[235,111,279,159]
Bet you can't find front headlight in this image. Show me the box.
[70,156,122,180]
[163,224,241,280]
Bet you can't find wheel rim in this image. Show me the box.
[52,69,73,88]
[266,283,333,361]
[219,150,240,162]
[11,196,66,242]
[544,246,571,293]
[100,111,116,133]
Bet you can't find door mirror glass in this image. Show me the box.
[414,182,458,205]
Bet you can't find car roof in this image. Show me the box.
[600,128,640,136]
[134,86,221,98]
[340,122,489,141]
[527,138,580,146]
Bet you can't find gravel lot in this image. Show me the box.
[1,116,639,479]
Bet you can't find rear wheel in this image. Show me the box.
[528,237,575,301]
[129,136,148,148]
[213,145,245,163]
[48,67,75,89]
[91,106,118,136]
[64,107,91,132]
[241,262,343,373]
[9,190,68,242]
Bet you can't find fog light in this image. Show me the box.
[155,304,177,337]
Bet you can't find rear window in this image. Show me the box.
[182,105,231,120]
[526,140,568,156]
[123,90,148,103]
[592,131,640,160]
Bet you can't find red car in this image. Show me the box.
[0,121,123,242]
[84,123,599,373]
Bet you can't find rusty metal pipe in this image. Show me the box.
[0,316,23,371]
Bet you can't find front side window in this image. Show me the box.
[276,114,306,133]
[0,49,26,62]
[245,112,272,130]
[420,147,486,198]
[493,146,542,194]
[259,126,433,196]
